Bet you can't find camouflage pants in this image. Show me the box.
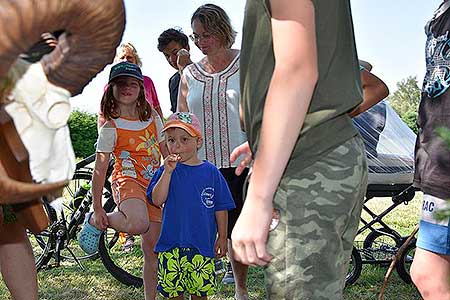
[265,136,367,300]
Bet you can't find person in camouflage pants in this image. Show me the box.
[265,137,367,299]
[230,0,367,298]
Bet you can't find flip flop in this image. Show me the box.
[78,212,103,255]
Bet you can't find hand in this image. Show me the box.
[230,141,252,176]
[215,236,228,258]
[163,154,181,173]
[92,208,109,231]
[176,48,190,72]
[231,193,274,266]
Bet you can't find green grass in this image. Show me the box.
[0,193,423,299]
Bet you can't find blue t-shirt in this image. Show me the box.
[147,161,235,257]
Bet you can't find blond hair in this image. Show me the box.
[116,42,143,67]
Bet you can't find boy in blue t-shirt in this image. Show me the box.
[147,112,235,299]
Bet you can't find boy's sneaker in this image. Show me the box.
[221,262,235,284]
[214,258,225,275]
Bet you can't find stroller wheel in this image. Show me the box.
[395,238,416,284]
[363,228,402,264]
[346,247,362,286]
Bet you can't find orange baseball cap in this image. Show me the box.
[162,112,202,138]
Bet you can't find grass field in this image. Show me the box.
[0,193,423,299]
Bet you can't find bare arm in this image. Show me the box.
[214,210,228,258]
[97,113,106,131]
[349,69,389,117]
[151,154,179,206]
[248,0,317,208]
[151,170,172,206]
[176,74,189,112]
[231,0,318,266]
[92,151,110,211]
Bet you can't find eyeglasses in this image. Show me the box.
[189,32,213,43]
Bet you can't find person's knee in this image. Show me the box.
[411,258,450,299]
[411,262,427,290]
[126,218,149,235]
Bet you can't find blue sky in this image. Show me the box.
[71,0,442,116]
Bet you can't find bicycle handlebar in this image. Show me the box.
[75,153,96,170]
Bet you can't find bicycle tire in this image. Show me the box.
[346,247,363,286]
[59,170,115,262]
[395,238,416,284]
[98,202,143,288]
[29,168,114,270]
[27,199,57,270]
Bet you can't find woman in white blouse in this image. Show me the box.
[177,4,249,300]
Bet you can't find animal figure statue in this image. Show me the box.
[0,0,126,233]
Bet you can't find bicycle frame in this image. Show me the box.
[31,153,115,271]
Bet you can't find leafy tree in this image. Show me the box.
[388,76,421,133]
[401,110,418,135]
[68,110,98,158]
[388,76,421,116]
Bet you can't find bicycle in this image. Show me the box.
[28,153,146,287]
[27,154,115,270]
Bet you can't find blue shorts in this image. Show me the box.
[416,194,450,255]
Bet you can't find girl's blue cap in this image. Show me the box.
[108,62,143,83]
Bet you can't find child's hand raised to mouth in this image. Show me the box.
[164,154,181,173]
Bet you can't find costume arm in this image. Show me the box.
[349,68,389,117]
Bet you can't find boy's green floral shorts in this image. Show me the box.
[157,247,216,298]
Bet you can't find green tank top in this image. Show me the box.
[240,0,363,173]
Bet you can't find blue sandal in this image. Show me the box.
[78,212,103,255]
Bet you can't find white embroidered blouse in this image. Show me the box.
[182,53,246,168]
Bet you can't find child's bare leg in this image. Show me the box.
[0,222,38,300]
[228,239,248,299]
[141,221,161,300]
[106,199,150,234]
[411,248,450,300]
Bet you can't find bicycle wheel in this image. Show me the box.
[363,228,402,264]
[346,247,363,286]
[395,238,416,284]
[60,169,114,262]
[98,205,144,288]
[27,200,57,270]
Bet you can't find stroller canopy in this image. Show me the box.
[353,100,416,185]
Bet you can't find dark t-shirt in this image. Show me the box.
[414,5,450,199]
[240,0,363,173]
[169,72,180,113]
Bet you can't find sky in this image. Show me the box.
[71,0,442,116]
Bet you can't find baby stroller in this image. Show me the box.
[346,101,419,286]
